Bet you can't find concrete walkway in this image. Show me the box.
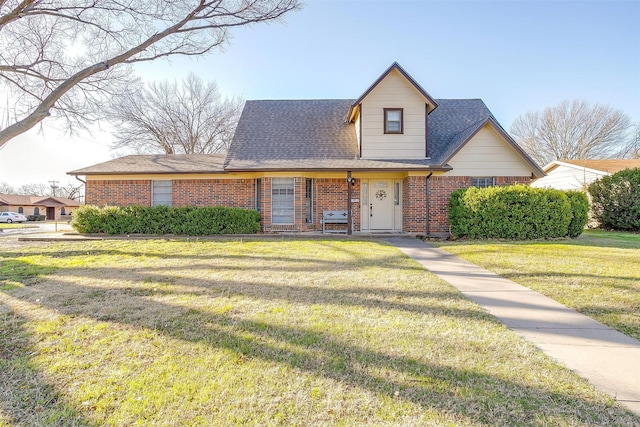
[386,237,640,416]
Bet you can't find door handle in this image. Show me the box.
[370,203,373,217]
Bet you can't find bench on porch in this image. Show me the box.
[321,210,349,234]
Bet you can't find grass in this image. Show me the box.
[1,237,638,426]
[435,230,640,341]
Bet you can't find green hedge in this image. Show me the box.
[71,205,261,235]
[565,191,590,238]
[27,215,46,221]
[449,184,588,239]
[588,168,640,231]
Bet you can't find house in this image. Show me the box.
[531,159,640,191]
[68,63,544,235]
[0,194,81,220]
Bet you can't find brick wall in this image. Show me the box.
[86,175,531,235]
[173,179,255,208]
[315,178,360,232]
[86,180,151,206]
[402,176,427,233]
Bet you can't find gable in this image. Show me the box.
[359,69,429,159]
[531,163,607,190]
[446,125,537,177]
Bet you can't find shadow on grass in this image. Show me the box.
[1,262,638,425]
[0,304,96,426]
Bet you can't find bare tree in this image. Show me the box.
[0,181,15,193]
[617,121,640,159]
[16,182,50,196]
[55,181,83,200]
[0,0,301,149]
[510,100,632,166]
[109,74,243,154]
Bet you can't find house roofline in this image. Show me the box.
[348,62,439,122]
[223,165,453,173]
[67,170,228,176]
[542,160,619,176]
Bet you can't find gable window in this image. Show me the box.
[384,108,403,134]
[152,180,172,206]
[471,177,495,188]
[272,178,294,224]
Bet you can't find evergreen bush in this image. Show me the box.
[449,184,582,239]
[588,168,640,231]
[71,205,261,235]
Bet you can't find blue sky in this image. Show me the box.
[1,0,639,188]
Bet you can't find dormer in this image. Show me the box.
[348,62,438,159]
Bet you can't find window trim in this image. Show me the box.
[384,108,404,134]
[470,177,495,188]
[271,177,295,225]
[152,180,173,207]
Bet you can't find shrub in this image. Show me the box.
[26,215,46,221]
[588,168,640,231]
[565,191,589,237]
[449,184,577,239]
[71,205,261,235]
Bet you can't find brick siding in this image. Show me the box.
[261,177,359,233]
[86,175,530,235]
[173,179,255,209]
[86,180,151,206]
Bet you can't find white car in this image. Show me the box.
[0,212,28,223]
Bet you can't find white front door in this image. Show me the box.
[369,179,394,230]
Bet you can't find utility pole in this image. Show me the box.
[49,180,59,197]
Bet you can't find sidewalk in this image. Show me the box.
[386,237,640,416]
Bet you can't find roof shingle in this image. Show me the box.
[68,154,226,175]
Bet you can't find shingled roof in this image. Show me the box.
[547,159,640,174]
[224,98,539,173]
[68,154,226,175]
[0,194,80,207]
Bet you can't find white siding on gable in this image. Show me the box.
[354,109,361,152]
[446,126,533,176]
[531,164,607,190]
[360,69,426,159]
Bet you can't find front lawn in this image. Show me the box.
[436,230,640,341]
[1,238,637,426]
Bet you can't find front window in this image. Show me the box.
[384,108,403,134]
[272,178,294,224]
[152,180,172,206]
[305,179,313,224]
[18,207,23,213]
[34,207,39,216]
[255,179,262,212]
[471,177,495,188]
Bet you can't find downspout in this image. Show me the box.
[425,172,433,237]
[74,176,86,204]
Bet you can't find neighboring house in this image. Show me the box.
[0,194,81,220]
[68,62,544,235]
[531,160,640,191]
